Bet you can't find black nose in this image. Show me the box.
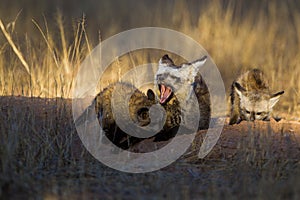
[250,112,255,121]
[157,74,164,81]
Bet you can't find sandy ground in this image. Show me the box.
[1,96,300,199]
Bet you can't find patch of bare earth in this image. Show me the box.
[0,96,299,199]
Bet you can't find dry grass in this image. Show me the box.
[0,13,91,98]
[0,0,300,199]
[0,1,299,116]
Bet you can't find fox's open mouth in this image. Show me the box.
[159,84,173,104]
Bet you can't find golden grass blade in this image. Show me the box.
[0,19,31,75]
[31,19,59,69]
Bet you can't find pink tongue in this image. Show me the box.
[160,85,171,104]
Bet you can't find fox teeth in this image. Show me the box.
[160,84,172,104]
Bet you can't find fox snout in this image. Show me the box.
[249,112,255,121]
[156,74,165,82]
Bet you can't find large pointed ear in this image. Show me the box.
[234,82,246,97]
[269,91,284,108]
[159,54,174,66]
[191,55,207,70]
[147,89,155,101]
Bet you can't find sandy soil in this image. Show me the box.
[1,96,300,199]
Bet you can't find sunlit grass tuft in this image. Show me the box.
[0,13,91,98]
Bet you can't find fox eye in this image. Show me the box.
[137,108,149,120]
[141,112,148,119]
[245,110,251,114]
[256,112,262,115]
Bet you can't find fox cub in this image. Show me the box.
[155,54,211,130]
[229,69,284,125]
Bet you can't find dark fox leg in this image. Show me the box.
[229,83,240,125]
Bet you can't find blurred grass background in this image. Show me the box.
[0,0,299,117]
